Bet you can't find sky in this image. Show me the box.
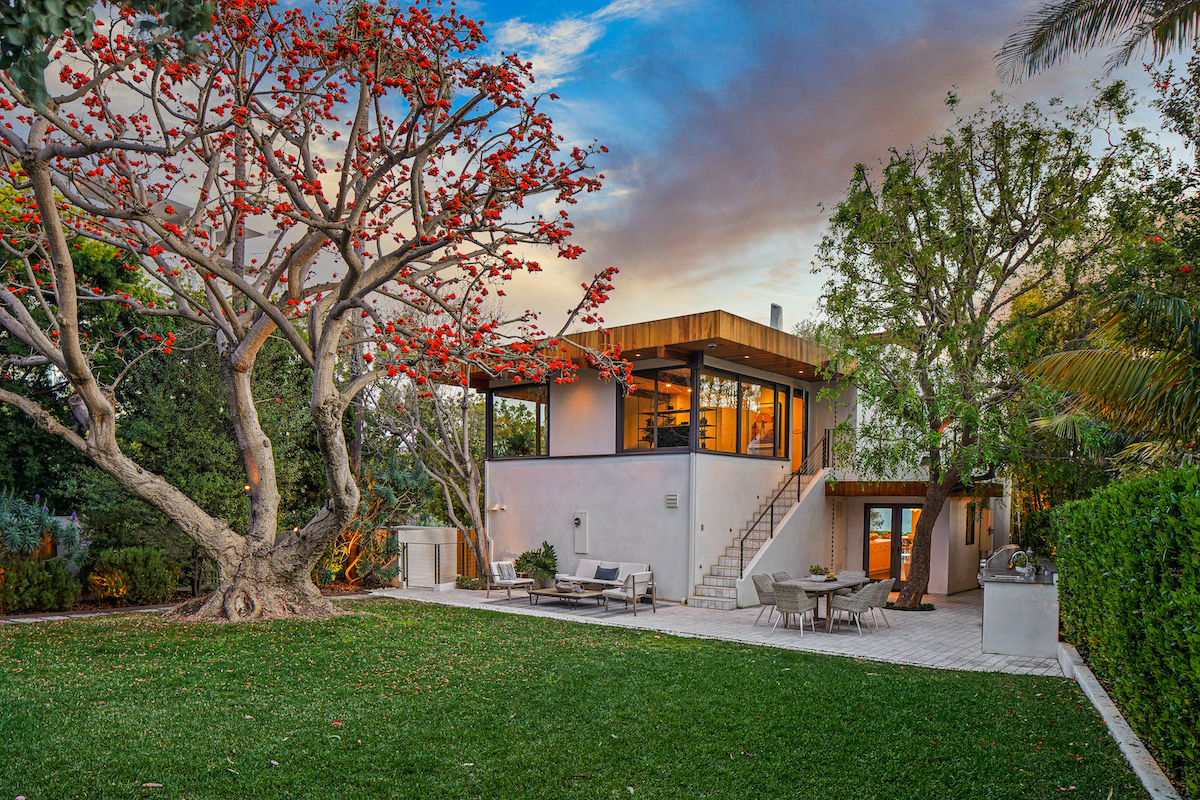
[444,0,1175,332]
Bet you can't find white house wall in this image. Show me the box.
[692,453,793,589]
[485,454,692,600]
[548,370,617,456]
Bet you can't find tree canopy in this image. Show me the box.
[817,89,1154,606]
[0,0,625,620]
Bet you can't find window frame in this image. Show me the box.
[485,382,551,460]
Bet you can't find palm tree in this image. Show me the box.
[1025,291,1200,450]
[998,0,1200,81]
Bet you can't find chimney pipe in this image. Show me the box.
[769,303,783,330]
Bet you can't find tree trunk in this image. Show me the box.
[163,542,340,622]
[894,476,955,608]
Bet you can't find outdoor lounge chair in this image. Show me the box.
[828,583,874,636]
[751,573,778,626]
[772,583,817,635]
[602,571,655,615]
[487,560,533,600]
[866,577,895,629]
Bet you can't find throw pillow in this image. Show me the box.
[496,562,515,581]
[594,566,619,581]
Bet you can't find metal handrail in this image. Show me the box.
[738,435,831,578]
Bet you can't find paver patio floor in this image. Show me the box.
[369,586,1063,677]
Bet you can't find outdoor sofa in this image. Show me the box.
[555,559,650,590]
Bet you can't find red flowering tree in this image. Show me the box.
[0,0,625,620]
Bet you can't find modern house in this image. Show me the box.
[479,310,1008,609]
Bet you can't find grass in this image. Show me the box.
[0,598,1146,800]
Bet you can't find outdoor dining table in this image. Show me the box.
[785,576,870,621]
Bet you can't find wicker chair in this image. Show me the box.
[751,573,778,626]
[867,577,896,629]
[772,583,818,635]
[833,569,867,596]
[771,571,792,583]
[828,583,874,635]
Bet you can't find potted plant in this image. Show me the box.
[515,541,558,588]
[808,565,829,581]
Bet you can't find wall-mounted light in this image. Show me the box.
[489,503,507,512]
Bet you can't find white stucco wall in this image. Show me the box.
[548,370,617,456]
[485,454,692,600]
[735,477,844,605]
[692,453,792,589]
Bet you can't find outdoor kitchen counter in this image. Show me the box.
[981,573,1060,658]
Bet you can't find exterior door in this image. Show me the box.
[790,393,806,472]
[864,504,922,587]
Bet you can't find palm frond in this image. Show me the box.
[998,0,1200,81]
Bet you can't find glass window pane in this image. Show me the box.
[490,384,547,457]
[698,370,737,453]
[655,368,692,448]
[622,374,657,450]
[623,369,692,450]
[740,380,778,456]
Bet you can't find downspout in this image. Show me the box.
[687,451,698,604]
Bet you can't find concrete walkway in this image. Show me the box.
[369,586,1063,677]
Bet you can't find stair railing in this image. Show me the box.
[738,434,831,578]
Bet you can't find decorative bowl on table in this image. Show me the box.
[808,573,829,582]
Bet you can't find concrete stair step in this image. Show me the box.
[701,575,738,588]
[709,565,740,578]
[694,584,737,599]
[686,595,738,610]
[717,555,749,568]
[724,545,762,559]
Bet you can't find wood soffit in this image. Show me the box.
[825,481,1004,498]
[558,310,833,383]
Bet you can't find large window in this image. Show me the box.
[488,384,548,458]
[622,368,692,450]
[694,369,785,458]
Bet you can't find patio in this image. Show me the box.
[369,586,1062,677]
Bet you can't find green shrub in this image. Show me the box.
[1052,465,1200,797]
[0,559,80,613]
[455,575,484,590]
[514,541,557,581]
[87,547,180,606]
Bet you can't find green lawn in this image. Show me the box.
[0,598,1146,800]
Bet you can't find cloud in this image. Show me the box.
[562,0,1122,324]
[490,0,692,90]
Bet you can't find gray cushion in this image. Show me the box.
[594,566,619,581]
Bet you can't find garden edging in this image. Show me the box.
[1057,642,1180,800]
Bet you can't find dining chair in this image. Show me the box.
[867,577,896,629]
[771,570,792,583]
[751,573,777,626]
[772,583,818,635]
[828,583,874,635]
[833,569,866,596]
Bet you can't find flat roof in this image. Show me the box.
[560,310,829,380]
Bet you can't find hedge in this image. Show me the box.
[1053,465,1200,797]
[0,558,80,613]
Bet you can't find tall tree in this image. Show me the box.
[997,0,1200,80]
[0,0,622,620]
[817,90,1152,607]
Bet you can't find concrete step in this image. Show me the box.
[701,575,738,588]
[709,565,740,578]
[686,595,738,610]
[717,555,749,568]
[694,584,737,599]
[725,545,762,559]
